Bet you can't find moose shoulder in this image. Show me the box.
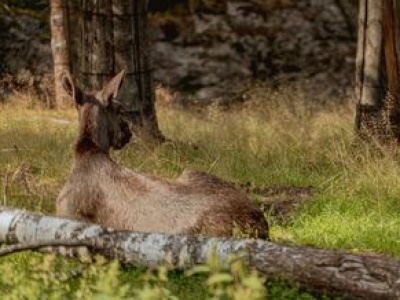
[56,71,269,239]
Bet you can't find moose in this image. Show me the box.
[56,70,269,239]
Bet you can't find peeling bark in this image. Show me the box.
[0,208,399,299]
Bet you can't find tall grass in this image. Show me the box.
[1,85,400,298]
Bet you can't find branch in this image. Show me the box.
[2,169,8,206]
[0,207,399,299]
[0,239,96,258]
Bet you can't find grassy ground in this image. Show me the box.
[1,86,400,298]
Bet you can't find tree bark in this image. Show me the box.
[112,0,164,140]
[355,0,386,140]
[0,208,400,300]
[134,0,164,140]
[355,0,367,105]
[50,0,71,107]
[355,0,400,143]
[73,0,164,140]
[79,0,114,90]
[360,1,384,107]
[383,0,399,95]
[382,0,400,140]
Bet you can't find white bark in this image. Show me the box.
[0,208,399,299]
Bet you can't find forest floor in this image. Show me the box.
[1,86,400,299]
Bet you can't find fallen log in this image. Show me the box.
[0,208,399,300]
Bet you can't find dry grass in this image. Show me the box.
[3,85,400,298]
[2,84,400,256]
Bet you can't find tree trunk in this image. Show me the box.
[355,0,385,139]
[355,0,400,143]
[50,0,71,108]
[112,0,164,140]
[74,0,164,140]
[382,0,400,140]
[79,0,114,90]
[0,208,400,300]
[134,0,164,140]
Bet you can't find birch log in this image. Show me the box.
[0,208,400,299]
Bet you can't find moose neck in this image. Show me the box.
[75,109,111,158]
[75,135,109,157]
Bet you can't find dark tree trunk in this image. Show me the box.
[113,0,164,140]
[382,0,400,140]
[79,0,114,90]
[1,208,400,300]
[69,0,164,140]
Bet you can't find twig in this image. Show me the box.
[0,3,13,15]
[0,148,31,152]
[3,168,9,206]
[0,239,98,258]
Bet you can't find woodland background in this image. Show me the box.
[0,0,357,103]
[2,1,400,299]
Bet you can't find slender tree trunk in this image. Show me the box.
[382,0,400,140]
[50,0,71,107]
[113,0,135,108]
[112,0,164,140]
[355,0,400,143]
[355,0,367,106]
[0,208,400,299]
[134,0,164,140]
[355,0,385,139]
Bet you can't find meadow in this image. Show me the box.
[0,85,399,299]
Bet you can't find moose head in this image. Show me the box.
[61,70,132,153]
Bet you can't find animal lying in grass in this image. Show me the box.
[56,70,269,239]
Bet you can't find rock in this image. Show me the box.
[151,0,356,100]
[0,1,356,102]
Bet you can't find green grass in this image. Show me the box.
[1,86,400,298]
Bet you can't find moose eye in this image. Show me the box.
[111,104,122,115]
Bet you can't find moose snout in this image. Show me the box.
[113,121,132,150]
[121,129,132,147]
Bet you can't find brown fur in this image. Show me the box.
[56,71,269,239]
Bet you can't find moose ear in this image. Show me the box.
[61,71,83,105]
[101,70,126,106]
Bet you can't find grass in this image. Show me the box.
[1,85,400,298]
